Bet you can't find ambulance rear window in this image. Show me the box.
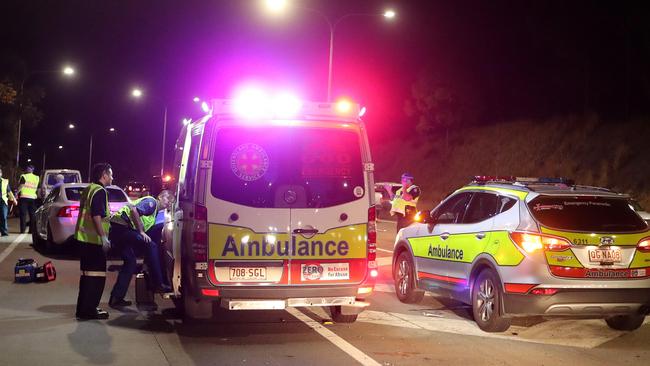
[528,196,647,232]
[211,126,364,208]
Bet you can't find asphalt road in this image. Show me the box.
[1,217,649,366]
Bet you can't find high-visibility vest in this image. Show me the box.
[19,173,39,199]
[390,185,420,216]
[1,178,14,205]
[111,196,158,232]
[74,183,110,245]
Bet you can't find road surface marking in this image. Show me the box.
[287,307,381,366]
[357,309,642,348]
[376,248,392,254]
[0,233,27,264]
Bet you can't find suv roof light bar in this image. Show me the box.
[471,176,575,186]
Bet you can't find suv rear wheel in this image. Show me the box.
[471,269,511,332]
[328,306,358,323]
[394,251,424,303]
[605,314,645,331]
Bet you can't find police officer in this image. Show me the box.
[108,190,175,308]
[17,165,39,233]
[0,167,17,236]
[75,163,113,320]
[385,172,421,231]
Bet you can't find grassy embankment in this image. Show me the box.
[372,116,650,211]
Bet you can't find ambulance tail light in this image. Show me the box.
[367,206,377,262]
[57,205,79,218]
[192,204,208,261]
[637,238,650,253]
[510,232,572,253]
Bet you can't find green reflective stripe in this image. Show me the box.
[545,249,583,268]
[74,184,110,245]
[19,173,39,199]
[456,186,528,200]
[1,178,9,204]
[113,196,158,232]
[408,230,524,266]
[630,251,650,268]
[540,226,649,246]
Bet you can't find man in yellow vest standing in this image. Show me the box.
[0,167,17,236]
[17,165,39,233]
[108,190,175,307]
[75,163,113,320]
[385,172,421,232]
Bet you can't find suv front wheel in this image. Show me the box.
[471,269,511,332]
[394,251,424,303]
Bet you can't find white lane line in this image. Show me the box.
[376,248,392,254]
[286,307,381,366]
[0,233,28,264]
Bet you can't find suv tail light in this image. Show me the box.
[192,204,208,261]
[510,232,572,253]
[367,206,378,277]
[57,205,79,218]
[637,238,650,253]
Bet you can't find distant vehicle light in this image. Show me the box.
[163,175,172,183]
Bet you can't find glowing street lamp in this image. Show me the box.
[109,127,115,132]
[193,96,201,103]
[131,88,143,98]
[263,2,396,101]
[27,142,32,147]
[62,66,75,76]
[68,123,75,129]
[58,145,63,150]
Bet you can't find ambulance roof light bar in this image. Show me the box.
[210,98,362,121]
[472,176,575,186]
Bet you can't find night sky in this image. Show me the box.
[2,0,648,184]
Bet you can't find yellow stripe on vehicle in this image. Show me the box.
[208,223,368,260]
[456,186,529,200]
[540,227,650,246]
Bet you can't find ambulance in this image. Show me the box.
[163,93,377,321]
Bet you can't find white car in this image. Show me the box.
[38,169,82,201]
[630,199,650,225]
[33,183,130,252]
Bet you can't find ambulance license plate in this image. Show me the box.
[229,267,267,281]
[588,249,621,263]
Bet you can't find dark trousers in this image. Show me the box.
[18,198,36,233]
[396,206,417,232]
[76,242,107,317]
[0,201,8,235]
[109,223,168,300]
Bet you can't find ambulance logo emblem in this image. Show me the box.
[230,143,269,181]
[599,236,614,246]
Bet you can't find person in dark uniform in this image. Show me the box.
[74,163,113,320]
[385,172,421,231]
[108,190,175,308]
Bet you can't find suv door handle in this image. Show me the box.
[293,228,319,234]
[440,232,450,240]
[475,232,486,240]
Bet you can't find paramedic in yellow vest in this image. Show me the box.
[74,163,113,320]
[385,172,421,231]
[108,190,175,308]
[17,165,39,233]
[1,167,17,236]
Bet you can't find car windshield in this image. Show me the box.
[528,195,647,232]
[47,173,80,185]
[65,187,128,202]
[211,125,364,208]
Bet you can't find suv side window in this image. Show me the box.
[433,192,472,224]
[497,195,517,213]
[462,192,499,224]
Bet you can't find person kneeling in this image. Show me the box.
[108,190,174,308]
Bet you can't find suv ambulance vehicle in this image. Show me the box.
[393,176,650,332]
[161,96,377,322]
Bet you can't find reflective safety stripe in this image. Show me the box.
[81,271,106,277]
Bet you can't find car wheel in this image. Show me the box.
[328,306,359,323]
[605,314,646,331]
[394,251,425,303]
[471,269,511,332]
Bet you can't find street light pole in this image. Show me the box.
[161,106,167,177]
[87,134,93,182]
